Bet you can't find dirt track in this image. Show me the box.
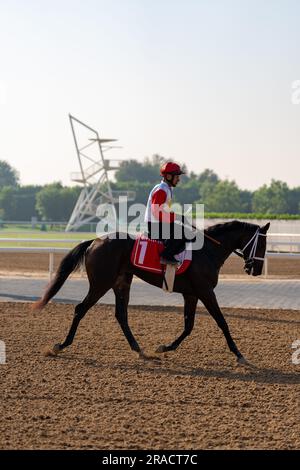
[0,302,299,450]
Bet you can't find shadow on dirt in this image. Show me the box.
[51,352,300,385]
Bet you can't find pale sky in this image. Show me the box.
[0,0,299,190]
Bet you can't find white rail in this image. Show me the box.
[0,247,70,280]
[1,234,300,279]
[0,239,85,280]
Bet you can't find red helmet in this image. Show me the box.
[160,162,185,176]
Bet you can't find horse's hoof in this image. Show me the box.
[138,350,150,360]
[43,343,61,357]
[52,343,62,355]
[237,357,257,369]
[138,350,161,362]
[237,356,247,365]
[156,345,168,353]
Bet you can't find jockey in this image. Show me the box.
[145,161,186,265]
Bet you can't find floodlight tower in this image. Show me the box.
[66,114,134,232]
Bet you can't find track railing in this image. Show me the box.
[0,236,300,279]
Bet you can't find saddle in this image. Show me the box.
[131,235,192,276]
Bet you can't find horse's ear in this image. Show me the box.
[261,222,270,233]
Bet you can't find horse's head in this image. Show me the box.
[239,222,270,276]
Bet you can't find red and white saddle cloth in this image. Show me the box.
[131,235,192,275]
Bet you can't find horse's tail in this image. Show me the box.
[32,239,95,311]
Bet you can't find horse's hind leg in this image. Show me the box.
[156,294,198,353]
[199,289,245,363]
[49,284,110,355]
[113,273,142,354]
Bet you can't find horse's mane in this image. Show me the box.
[206,220,259,236]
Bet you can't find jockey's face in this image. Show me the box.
[165,174,180,187]
[172,174,180,186]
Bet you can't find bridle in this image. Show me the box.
[234,228,267,273]
[183,222,267,274]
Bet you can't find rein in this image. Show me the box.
[203,231,221,245]
[189,222,221,246]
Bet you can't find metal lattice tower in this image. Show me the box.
[66,114,135,232]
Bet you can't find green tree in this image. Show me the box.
[173,179,200,205]
[198,169,220,203]
[239,189,253,213]
[198,168,220,185]
[287,187,300,214]
[0,186,17,219]
[252,180,290,214]
[115,154,189,184]
[0,185,43,220]
[13,185,42,220]
[115,158,161,184]
[0,160,19,187]
[111,181,153,205]
[202,180,243,212]
[36,183,81,221]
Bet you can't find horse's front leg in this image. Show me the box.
[199,289,246,364]
[156,294,198,353]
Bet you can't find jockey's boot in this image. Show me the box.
[160,254,179,265]
[160,239,182,265]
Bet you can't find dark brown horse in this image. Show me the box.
[34,220,270,363]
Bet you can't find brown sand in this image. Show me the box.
[0,302,299,450]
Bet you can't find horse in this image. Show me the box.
[33,220,270,364]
